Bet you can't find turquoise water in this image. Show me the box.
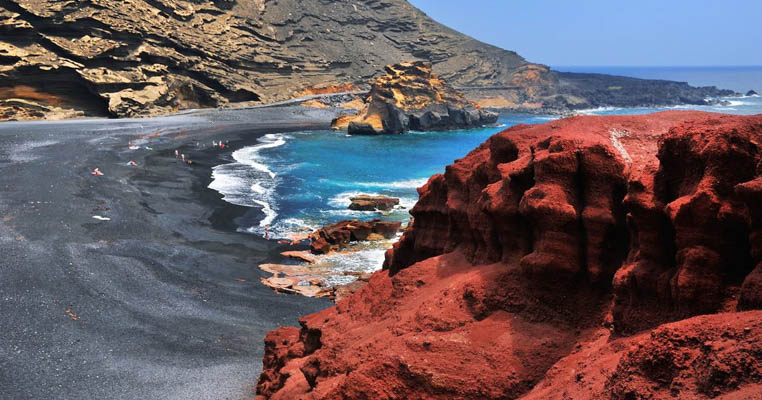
[209,93,762,277]
[209,113,557,240]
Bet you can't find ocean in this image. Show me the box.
[209,68,762,283]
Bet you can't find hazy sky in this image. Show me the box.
[408,0,762,66]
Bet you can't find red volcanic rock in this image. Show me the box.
[309,219,402,254]
[523,311,762,400]
[259,112,762,399]
[386,111,762,333]
[257,252,610,399]
[371,220,402,239]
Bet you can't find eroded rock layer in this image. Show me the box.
[337,61,498,134]
[0,0,536,119]
[0,1,735,120]
[258,111,762,399]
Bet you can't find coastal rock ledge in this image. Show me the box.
[333,61,498,134]
[257,111,762,400]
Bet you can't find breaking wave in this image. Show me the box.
[208,133,289,231]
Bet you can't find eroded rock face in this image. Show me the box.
[386,111,762,333]
[258,112,762,399]
[523,311,762,400]
[0,2,735,120]
[309,219,401,255]
[336,61,498,134]
[0,0,536,120]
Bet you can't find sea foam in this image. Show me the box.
[355,178,429,189]
[208,133,288,235]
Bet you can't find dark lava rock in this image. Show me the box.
[348,195,400,211]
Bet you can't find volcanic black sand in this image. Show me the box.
[0,106,340,399]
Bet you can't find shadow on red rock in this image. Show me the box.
[258,111,762,399]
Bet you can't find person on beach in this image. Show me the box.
[264,225,271,240]
[174,149,179,157]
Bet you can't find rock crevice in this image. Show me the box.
[258,112,762,399]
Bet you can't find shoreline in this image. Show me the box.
[0,89,751,124]
[0,105,341,399]
[3,100,760,398]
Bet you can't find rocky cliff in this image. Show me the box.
[0,0,534,120]
[0,0,735,120]
[257,111,762,399]
[334,61,497,134]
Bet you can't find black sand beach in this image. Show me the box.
[0,106,339,399]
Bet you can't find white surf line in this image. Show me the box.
[208,133,291,237]
[609,128,633,165]
[232,133,287,179]
[355,178,430,189]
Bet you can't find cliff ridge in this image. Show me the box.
[258,111,762,399]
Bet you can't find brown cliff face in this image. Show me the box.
[334,61,498,134]
[258,111,762,399]
[0,1,734,121]
[0,0,535,120]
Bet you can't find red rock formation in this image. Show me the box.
[523,311,762,400]
[258,111,762,399]
[309,219,402,255]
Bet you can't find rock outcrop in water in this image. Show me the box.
[334,61,498,134]
[0,0,735,120]
[257,111,762,399]
[309,219,401,255]
[348,194,400,211]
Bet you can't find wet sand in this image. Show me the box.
[0,106,339,399]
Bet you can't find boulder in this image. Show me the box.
[348,194,400,211]
[371,221,402,239]
[748,90,759,96]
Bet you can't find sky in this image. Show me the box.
[407,0,762,66]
